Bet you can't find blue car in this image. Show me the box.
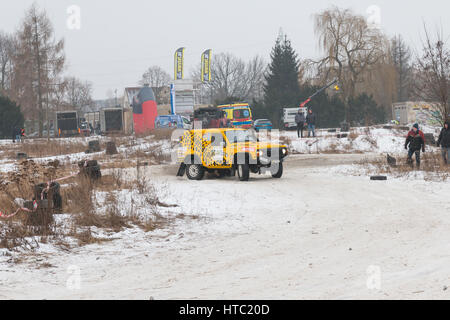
[253,119,273,132]
[155,115,191,130]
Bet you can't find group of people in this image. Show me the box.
[295,109,316,138]
[403,120,450,166]
[293,107,449,166]
[11,127,25,143]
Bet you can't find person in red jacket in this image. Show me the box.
[405,123,425,166]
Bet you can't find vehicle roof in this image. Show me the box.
[189,128,247,134]
[255,119,271,122]
[157,114,180,118]
[217,103,250,109]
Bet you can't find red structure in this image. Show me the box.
[132,86,158,134]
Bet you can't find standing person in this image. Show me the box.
[405,123,426,167]
[437,120,450,164]
[20,128,25,142]
[295,110,305,138]
[306,109,316,138]
[11,127,18,143]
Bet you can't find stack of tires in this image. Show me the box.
[33,182,62,212]
[86,140,101,154]
[78,160,102,181]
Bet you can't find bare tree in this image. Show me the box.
[414,25,450,125]
[0,32,16,94]
[314,7,387,119]
[391,35,412,102]
[11,4,65,136]
[61,77,93,112]
[359,47,397,116]
[194,53,266,104]
[140,66,171,104]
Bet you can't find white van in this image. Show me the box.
[281,107,307,130]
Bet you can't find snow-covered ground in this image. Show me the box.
[1,127,449,300]
[1,154,449,299]
[278,125,440,155]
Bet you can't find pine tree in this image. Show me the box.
[263,33,301,126]
[0,95,24,138]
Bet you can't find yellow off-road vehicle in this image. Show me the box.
[176,128,289,181]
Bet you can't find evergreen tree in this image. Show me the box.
[0,96,24,138]
[348,94,386,126]
[263,33,301,127]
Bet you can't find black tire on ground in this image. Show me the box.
[271,162,283,179]
[237,164,250,181]
[370,175,387,181]
[186,164,205,180]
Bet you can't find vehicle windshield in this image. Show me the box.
[232,109,251,119]
[225,130,257,143]
[157,117,171,125]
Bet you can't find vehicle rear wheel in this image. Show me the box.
[270,162,283,178]
[186,164,205,180]
[237,164,250,181]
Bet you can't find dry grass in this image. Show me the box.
[358,151,450,181]
[0,139,88,159]
[348,131,360,141]
[0,135,189,254]
[135,128,176,141]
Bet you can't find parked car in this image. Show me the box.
[253,119,273,132]
[192,107,229,129]
[155,115,191,130]
[176,128,289,181]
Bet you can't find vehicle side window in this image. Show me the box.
[243,110,250,118]
[202,133,212,143]
[211,133,224,146]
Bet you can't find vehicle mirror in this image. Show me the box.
[210,136,215,143]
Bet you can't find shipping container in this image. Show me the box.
[100,108,123,133]
[56,111,79,137]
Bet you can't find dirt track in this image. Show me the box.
[2,153,450,300]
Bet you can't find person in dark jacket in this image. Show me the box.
[437,120,450,164]
[306,109,316,137]
[295,110,306,138]
[11,127,17,143]
[405,123,425,166]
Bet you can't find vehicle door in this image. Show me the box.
[202,132,227,166]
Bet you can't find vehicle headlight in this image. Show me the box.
[282,148,287,155]
[257,150,263,157]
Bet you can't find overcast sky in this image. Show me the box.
[1,0,449,99]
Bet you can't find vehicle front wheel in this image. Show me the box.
[186,164,205,180]
[270,162,283,178]
[237,164,250,181]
